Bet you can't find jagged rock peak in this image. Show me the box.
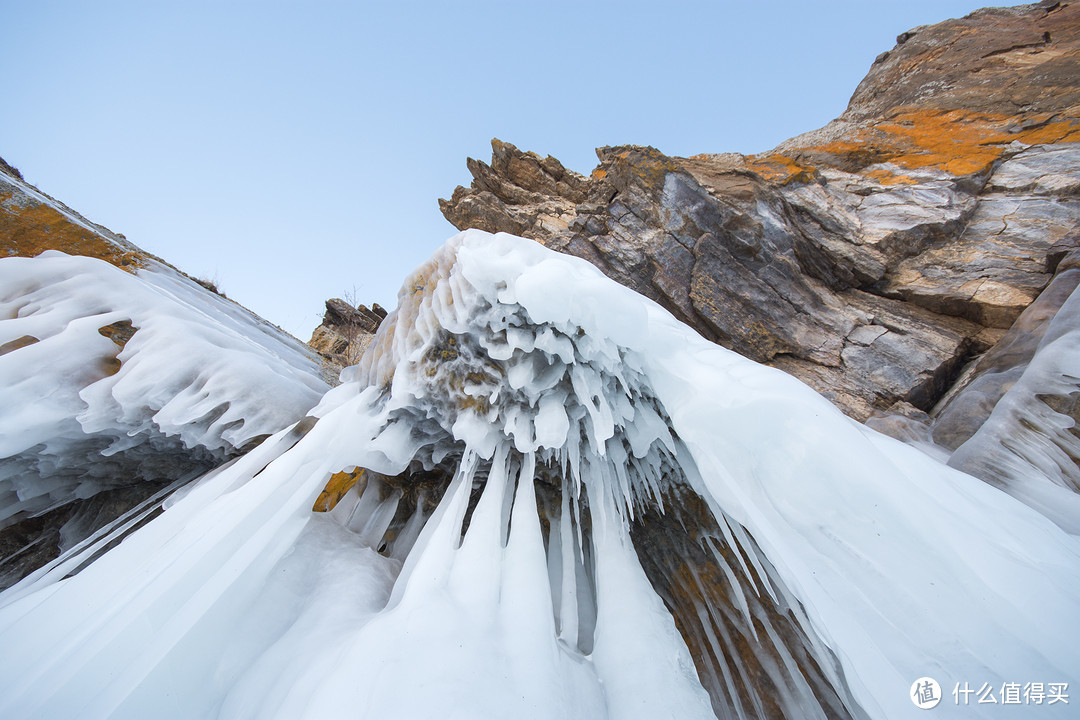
[308,297,386,371]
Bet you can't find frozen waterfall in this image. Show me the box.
[1,230,1078,719]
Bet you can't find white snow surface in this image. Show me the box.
[0,252,328,524]
[0,230,1078,719]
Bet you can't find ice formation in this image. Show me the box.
[1,231,1078,719]
[947,275,1080,534]
[0,252,328,565]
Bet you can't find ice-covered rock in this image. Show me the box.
[946,274,1080,534]
[2,230,1077,720]
[0,252,329,586]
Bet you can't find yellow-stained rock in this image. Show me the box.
[313,469,366,513]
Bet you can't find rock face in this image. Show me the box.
[439,1,1080,436]
[308,298,386,371]
[1,157,151,269]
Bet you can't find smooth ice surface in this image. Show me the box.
[0,252,328,525]
[948,282,1080,533]
[1,231,1078,720]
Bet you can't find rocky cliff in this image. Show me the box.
[440,0,1080,489]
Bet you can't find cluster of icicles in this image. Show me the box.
[1,231,1078,720]
[325,234,863,719]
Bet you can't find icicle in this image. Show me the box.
[356,490,401,549]
[389,492,427,562]
[385,450,476,607]
[545,489,565,634]
[702,535,757,641]
[448,444,511,606]
[557,474,580,648]
[343,473,383,534]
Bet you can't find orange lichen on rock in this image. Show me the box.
[627,151,680,189]
[92,321,137,379]
[878,109,1022,175]
[313,468,365,512]
[861,167,919,186]
[98,356,123,378]
[600,147,682,190]
[0,191,142,269]
[803,109,1080,178]
[743,153,819,185]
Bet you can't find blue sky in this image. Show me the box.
[3,0,990,339]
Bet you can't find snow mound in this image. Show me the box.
[1,231,1078,720]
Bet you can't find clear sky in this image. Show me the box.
[3,0,992,339]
